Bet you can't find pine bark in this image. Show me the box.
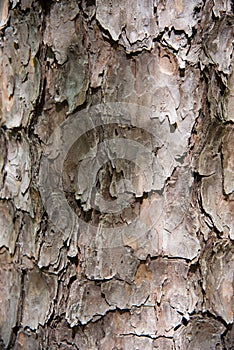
[0,0,234,349]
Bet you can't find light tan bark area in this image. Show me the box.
[0,0,233,349]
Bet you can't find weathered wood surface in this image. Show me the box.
[0,0,233,349]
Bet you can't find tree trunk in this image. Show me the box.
[0,0,233,349]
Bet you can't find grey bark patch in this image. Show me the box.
[0,200,18,254]
[0,132,32,215]
[0,0,9,29]
[174,316,225,350]
[101,279,150,309]
[66,280,114,326]
[222,126,234,195]
[201,240,234,324]
[0,250,21,348]
[43,0,80,65]
[22,269,57,330]
[96,0,158,52]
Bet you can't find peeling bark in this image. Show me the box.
[0,0,233,349]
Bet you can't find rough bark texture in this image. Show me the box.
[0,0,233,349]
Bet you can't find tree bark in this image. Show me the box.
[0,0,233,349]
